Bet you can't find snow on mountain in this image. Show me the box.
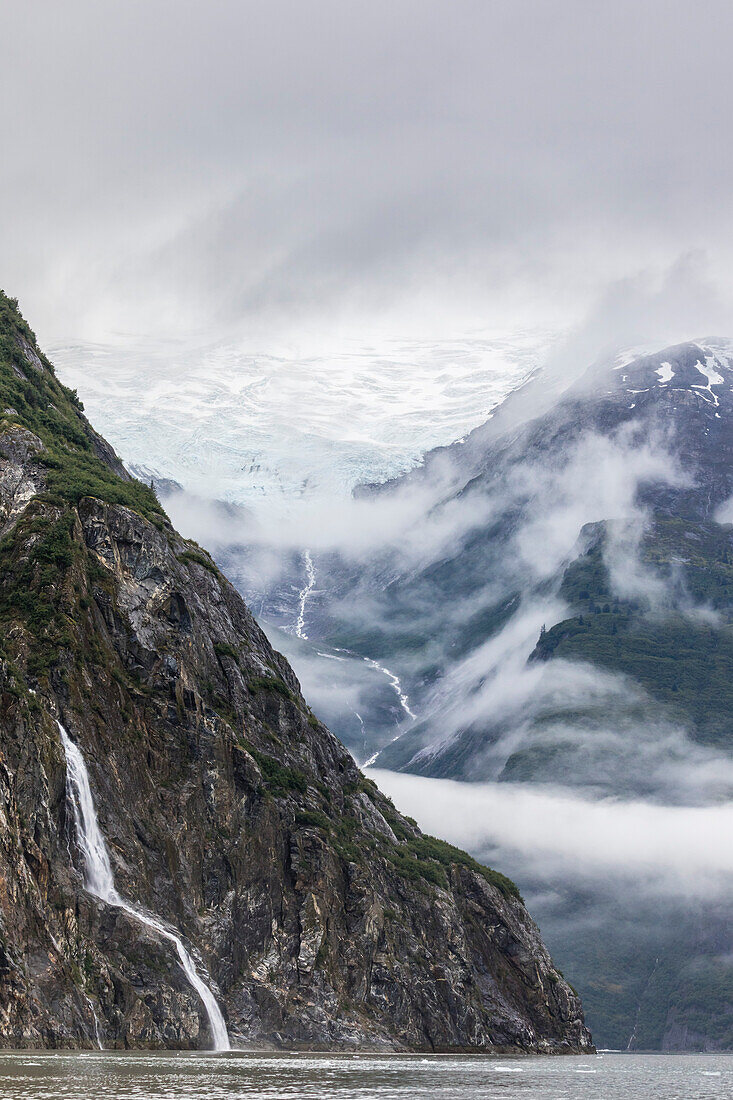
[606,339,733,419]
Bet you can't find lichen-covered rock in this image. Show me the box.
[0,425,44,538]
[0,290,592,1052]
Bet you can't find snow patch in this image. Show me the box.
[692,359,724,407]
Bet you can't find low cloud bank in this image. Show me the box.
[164,416,725,796]
[166,417,686,569]
[370,769,733,899]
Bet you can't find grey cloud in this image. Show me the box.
[5,2,733,345]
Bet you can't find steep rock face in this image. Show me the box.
[0,292,591,1052]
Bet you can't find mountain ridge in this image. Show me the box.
[231,337,733,1050]
[0,291,591,1052]
[374,339,733,779]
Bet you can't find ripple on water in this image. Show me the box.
[0,1052,731,1100]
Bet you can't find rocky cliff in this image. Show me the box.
[0,292,591,1052]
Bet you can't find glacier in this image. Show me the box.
[49,330,550,516]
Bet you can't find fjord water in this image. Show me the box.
[59,724,230,1051]
[0,1052,730,1099]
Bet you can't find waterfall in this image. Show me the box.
[84,995,103,1050]
[294,549,316,640]
[363,657,416,719]
[59,722,231,1051]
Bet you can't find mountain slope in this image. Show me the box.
[0,292,590,1052]
[373,342,733,782]
[274,341,733,788]
[237,339,733,1050]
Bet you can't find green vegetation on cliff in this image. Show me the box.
[0,291,526,910]
[0,291,588,1053]
[0,291,164,524]
[533,522,733,746]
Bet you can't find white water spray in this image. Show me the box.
[59,723,230,1051]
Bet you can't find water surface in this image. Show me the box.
[0,1051,731,1099]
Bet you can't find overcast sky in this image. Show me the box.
[4,1,733,350]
